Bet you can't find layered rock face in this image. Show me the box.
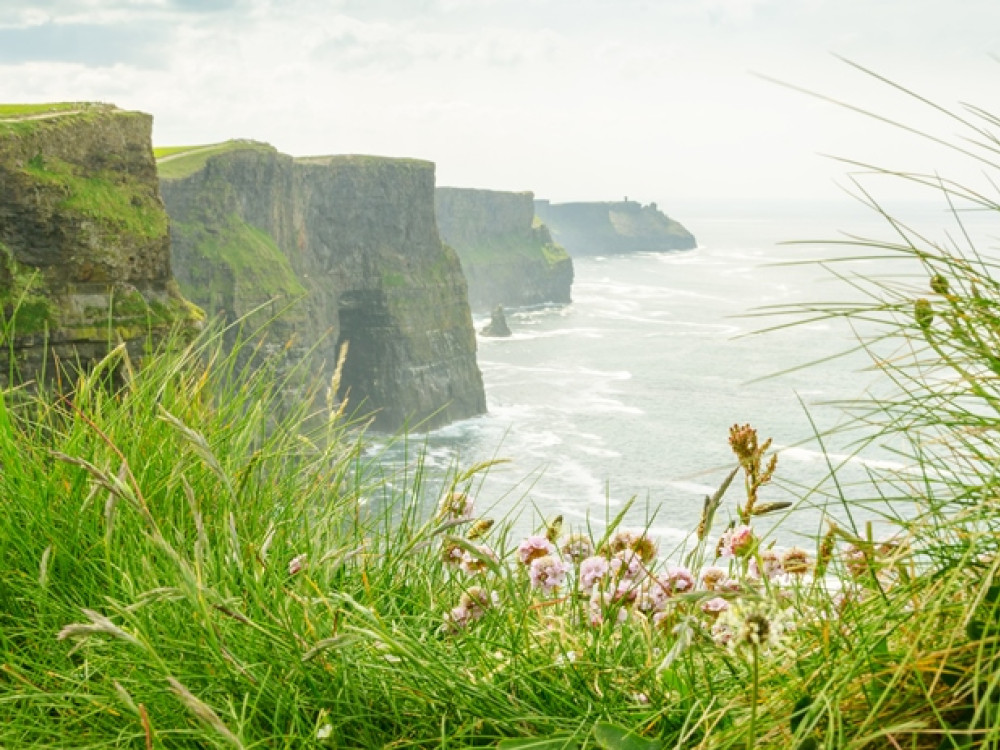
[435,188,572,312]
[0,103,201,385]
[533,199,696,255]
[160,145,486,431]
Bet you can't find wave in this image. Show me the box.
[777,445,907,472]
[666,480,718,496]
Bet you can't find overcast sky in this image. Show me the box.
[2,0,998,206]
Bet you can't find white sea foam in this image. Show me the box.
[777,446,907,472]
[666,481,718,495]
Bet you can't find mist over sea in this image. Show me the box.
[378,199,992,552]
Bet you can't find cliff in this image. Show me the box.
[533,199,696,255]
[0,102,202,386]
[159,143,486,431]
[435,187,572,312]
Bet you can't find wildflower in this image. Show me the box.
[716,577,744,594]
[459,544,498,576]
[529,555,569,593]
[701,565,727,591]
[440,540,464,566]
[560,533,594,562]
[700,596,730,618]
[609,549,645,580]
[517,534,556,565]
[633,692,650,705]
[444,605,471,630]
[781,547,811,575]
[589,590,628,627]
[614,575,641,602]
[711,616,734,646]
[715,603,794,653]
[748,548,783,580]
[460,586,496,617]
[578,555,610,590]
[636,581,663,613]
[317,724,333,740]
[843,544,869,578]
[445,586,496,630]
[437,491,474,521]
[719,524,755,558]
[606,529,658,563]
[660,565,696,594]
[288,554,307,576]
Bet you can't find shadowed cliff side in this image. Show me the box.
[534,199,696,255]
[159,144,486,431]
[435,187,573,312]
[0,102,203,386]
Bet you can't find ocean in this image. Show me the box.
[377,199,991,552]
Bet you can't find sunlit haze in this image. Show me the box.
[2,0,998,205]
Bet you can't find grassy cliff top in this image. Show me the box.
[0,102,128,138]
[294,154,433,169]
[0,102,115,119]
[155,139,277,180]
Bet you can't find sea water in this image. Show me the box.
[377,199,993,552]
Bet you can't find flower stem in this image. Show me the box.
[750,645,759,747]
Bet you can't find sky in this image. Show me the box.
[2,0,999,206]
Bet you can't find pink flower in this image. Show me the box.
[700,596,730,617]
[661,565,696,594]
[561,533,595,562]
[445,586,496,630]
[288,554,307,576]
[578,555,610,590]
[437,492,474,521]
[701,566,727,591]
[748,548,783,580]
[460,544,498,576]
[589,591,628,627]
[614,576,641,602]
[606,529,658,563]
[719,524,755,558]
[529,555,568,593]
[609,549,645,580]
[517,535,556,565]
[445,605,471,629]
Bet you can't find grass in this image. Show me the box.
[3,68,1000,748]
[171,213,306,311]
[155,140,277,180]
[23,155,168,240]
[0,102,100,119]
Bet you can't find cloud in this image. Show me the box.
[0,22,169,67]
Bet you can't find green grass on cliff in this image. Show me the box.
[0,242,54,336]
[452,232,570,270]
[0,102,96,119]
[22,155,168,240]
[155,140,277,180]
[172,213,306,309]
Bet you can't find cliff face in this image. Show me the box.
[0,103,201,385]
[160,145,486,431]
[435,187,572,312]
[533,200,696,255]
